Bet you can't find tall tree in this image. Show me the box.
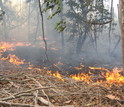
[0,0,8,40]
[42,0,113,55]
[119,0,124,75]
[60,0,65,50]
[65,0,111,54]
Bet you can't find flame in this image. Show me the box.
[0,42,14,52]
[0,41,31,53]
[80,64,85,67]
[0,41,31,65]
[0,41,124,86]
[47,71,64,81]
[74,63,85,70]
[103,67,124,85]
[89,66,110,72]
[70,73,92,84]
[1,54,25,65]
[74,67,82,70]
[70,67,124,85]
[28,64,34,70]
[34,67,42,71]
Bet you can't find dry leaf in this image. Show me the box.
[105,94,120,100]
[65,100,72,104]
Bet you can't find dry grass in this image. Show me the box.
[0,61,124,107]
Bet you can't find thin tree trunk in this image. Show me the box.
[108,0,113,54]
[60,0,65,50]
[38,0,49,61]
[34,0,40,43]
[28,2,31,41]
[0,0,8,40]
[119,0,124,75]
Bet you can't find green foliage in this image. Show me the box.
[43,0,61,19]
[43,0,112,33]
[54,20,66,32]
[42,0,67,32]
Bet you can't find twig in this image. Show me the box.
[44,76,69,100]
[15,87,52,96]
[37,97,54,106]
[0,101,35,107]
[30,77,54,107]
[0,93,32,101]
[33,90,38,106]
[2,89,15,98]
[1,87,52,101]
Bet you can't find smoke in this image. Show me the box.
[0,0,122,68]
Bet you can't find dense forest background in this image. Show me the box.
[0,0,121,66]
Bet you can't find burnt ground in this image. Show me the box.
[0,45,124,106]
[1,45,122,85]
[1,46,115,78]
[2,46,122,69]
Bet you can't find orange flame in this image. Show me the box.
[103,67,124,85]
[47,71,64,81]
[0,41,31,53]
[70,67,124,85]
[89,66,110,72]
[0,42,14,52]
[0,41,31,65]
[0,41,124,86]
[70,73,92,84]
[1,54,25,65]
[74,67,82,70]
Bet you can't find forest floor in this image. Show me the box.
[0,61,124,107]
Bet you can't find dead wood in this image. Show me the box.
[0,61,124,107]
[0,87,52,101]
[0,101,36,107]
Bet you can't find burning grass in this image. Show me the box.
[0,40,124,86]
[0,41,124,106]
[0,61,124,107]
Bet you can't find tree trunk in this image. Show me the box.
[0,0,8,40]
[28,2,31,41]
[108,0,113,54]
[60,0,65,50]
[119,0,124,75]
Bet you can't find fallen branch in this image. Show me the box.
[0,101,36,107]
[14,87,52,96]
[0,100,74,107]
[1,87,52,101]
[34,90,39,106]
[37,97,54,107]
[30,77,54,107]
